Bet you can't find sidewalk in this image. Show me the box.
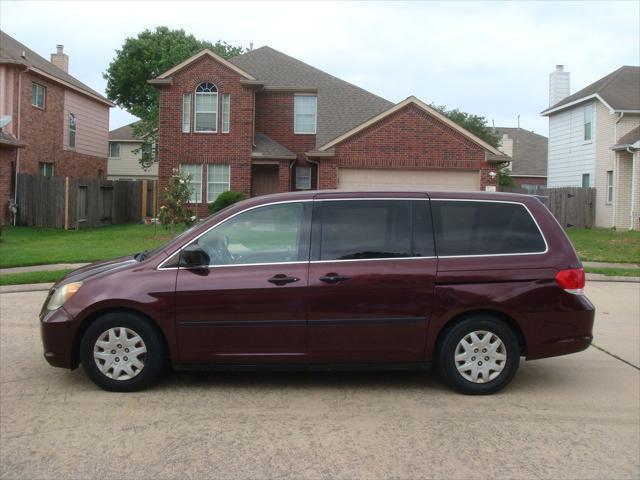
[583,261,640,269]
[0,263,88,275]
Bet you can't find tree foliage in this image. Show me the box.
[429,104,500,148]
[104,27,244,167]
[498,166,515,186]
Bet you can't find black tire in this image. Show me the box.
[436,315,520,395]
[80,311,165,392]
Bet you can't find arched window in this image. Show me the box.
[194,82,218,132]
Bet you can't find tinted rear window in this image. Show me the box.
[431,200,546,256]
[316,200,434,260]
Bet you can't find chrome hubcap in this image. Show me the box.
[455,330,507,383]
[93,327,147,381]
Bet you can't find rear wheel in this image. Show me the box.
[80,312,164,392]
[436,315,520,395]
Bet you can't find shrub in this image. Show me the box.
[159,169,196,231]
[208,191,247,214]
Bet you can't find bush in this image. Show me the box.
[208,191,247,214]
[159,169,196,231]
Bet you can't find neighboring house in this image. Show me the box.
[495,127,548,188]
[542,65,640,230]
[150,47,507,216]
[0,30,113,223]
[108,122,157,180]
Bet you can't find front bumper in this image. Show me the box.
[40,307,76,369]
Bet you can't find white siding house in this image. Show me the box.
[542,66,640,230]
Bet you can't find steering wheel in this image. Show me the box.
[201,236,234,265]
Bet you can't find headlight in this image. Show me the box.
[47,282,83,311]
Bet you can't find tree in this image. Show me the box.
[498,165,515,186]
[104,27,244,168]
[429,104,500,148]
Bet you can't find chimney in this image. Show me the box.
[51,44,69,72]
[549,64,570,106]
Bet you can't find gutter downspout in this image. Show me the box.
[306,158,320,190]
[628,147,637,230]
[613,112,625,229]
[13,65,28,226]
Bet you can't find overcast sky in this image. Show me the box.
[2,0,638,135]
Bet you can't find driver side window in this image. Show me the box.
[195,202,309,266]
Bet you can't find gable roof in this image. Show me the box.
[0,30,113,107]
[494,127,547,177]
[228,46,394,148]
[541,66,640,116]
[156,49,256,81]
[317,96,504,157]
[109,122,141,142]
[612,126,640,150]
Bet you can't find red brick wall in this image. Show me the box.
[18,72,107,178]
[319,104,497,190]
[255,92,316,159]
[157,56,254,217]
[512,176,547,187]
[0,149,17,224]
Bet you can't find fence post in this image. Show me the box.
[141,180,148,221]
[64,176,69,230]
[152,180,158,219]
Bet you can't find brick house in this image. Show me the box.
[0,31,113,223]
[150,47,506,216]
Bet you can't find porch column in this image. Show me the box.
[278,160,292,192]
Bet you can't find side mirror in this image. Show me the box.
[180,243,210,269]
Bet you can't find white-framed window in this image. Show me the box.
[295,165,312,190]
[108,142,120,158]
[39,162,54,177]
[180,164,202,203]
[582,173,590,188]
[221,94,231,133]
[207,164,230,202]
[182,94,192,133]
[194,82,218,132]
[68,113,77,149]
[583,105,593,141]
[294,95,317,134]
[31,82,45,108]
[606,170,613,203]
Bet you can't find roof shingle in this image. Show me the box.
[494,127,547,177]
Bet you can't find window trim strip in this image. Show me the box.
[157,197,549,269]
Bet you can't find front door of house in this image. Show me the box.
[252,164,279,197]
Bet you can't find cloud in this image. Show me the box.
[2,0,638,134]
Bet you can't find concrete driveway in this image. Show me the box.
[1,282,638,479]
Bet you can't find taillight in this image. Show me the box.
[555,268,585,294]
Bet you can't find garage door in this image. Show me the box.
[337,168,480,191]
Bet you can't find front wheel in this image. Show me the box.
[436,315,520,395]
[80,312,165,392]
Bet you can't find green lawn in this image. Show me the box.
[566,228,640,264]
[0,224,179,268]
[0,269,74,286]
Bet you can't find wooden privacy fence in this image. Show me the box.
[500,186,596,229]
[16,174,157,229]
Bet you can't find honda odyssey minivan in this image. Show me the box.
[40,191,594,394]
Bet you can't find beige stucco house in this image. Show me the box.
[542,66,640,230]
[108,122,157,180]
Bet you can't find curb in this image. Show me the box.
[586,274,640,284]
[0,283,54,294]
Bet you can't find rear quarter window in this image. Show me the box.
[431,200,546,256]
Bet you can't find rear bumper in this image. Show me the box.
[525,294,595,360]
[40,307,75,369]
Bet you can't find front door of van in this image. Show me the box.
[307,198,437,363]
[175,201,311,365]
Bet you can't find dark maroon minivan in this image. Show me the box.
[40,191,594,394]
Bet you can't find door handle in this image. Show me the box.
[268,274,300,286]
[319,273,351,284]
